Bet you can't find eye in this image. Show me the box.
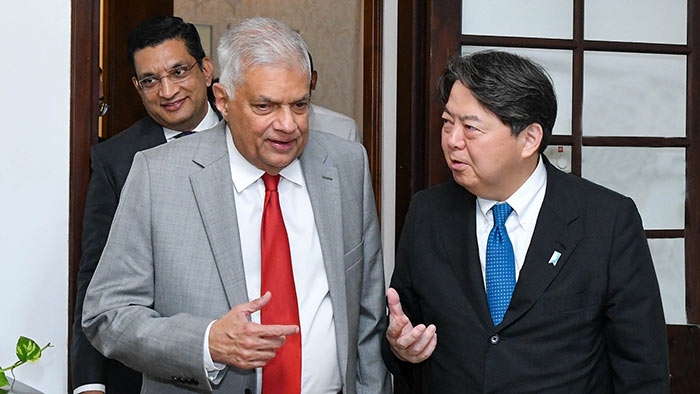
[139,76,158,88]
[441,113,454,127]
[292,101,309,112]
[171,66,189,77]
[252,103,273,114]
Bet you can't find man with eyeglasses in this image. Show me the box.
[71,16,219,394]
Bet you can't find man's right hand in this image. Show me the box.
[209,291,299,369]
[386,287,437,363]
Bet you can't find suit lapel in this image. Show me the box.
[498,164,583,330]
[440,182,494,330]
[189,124,250,308]
[139,116,167,148]
[300,136,348,383]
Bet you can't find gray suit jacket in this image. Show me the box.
[83,121,391,393]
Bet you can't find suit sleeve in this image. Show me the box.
[355,147,392,394]
[71,146,115,389]
[605,197,669,393]
[381,196,427,393]
[82,152,215,390]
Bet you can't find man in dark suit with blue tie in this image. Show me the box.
[382,50,669,393]
[70,16,219,394]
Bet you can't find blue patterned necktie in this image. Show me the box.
[486,203,516,326]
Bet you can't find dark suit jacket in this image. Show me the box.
[383,161,669,394]
[71,116,166,392]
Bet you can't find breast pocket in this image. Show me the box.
[541,290,601,314]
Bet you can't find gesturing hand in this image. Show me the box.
[209,291,299,369]
[386,287,437,363]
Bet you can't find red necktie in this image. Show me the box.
[260,173,301,394]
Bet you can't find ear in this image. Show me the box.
[132,76,140,91]
[201,56,214,86]
[310,70,318,91]
[520,123,543,159]
[212,82,229,118]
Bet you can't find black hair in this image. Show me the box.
[437,50,557,153]
[127,16,206,75]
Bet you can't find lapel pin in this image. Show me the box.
[548,251,562,267]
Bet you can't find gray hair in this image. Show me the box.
[217,17,311,97]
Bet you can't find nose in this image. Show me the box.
[158,77,179,99]
[446,125,466,150]
[273,106,297,133]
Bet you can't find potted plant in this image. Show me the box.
[1,337,51,393]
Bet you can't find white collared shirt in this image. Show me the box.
[162,103,219,140]
[207,128,341,393]
[476,157,548,288]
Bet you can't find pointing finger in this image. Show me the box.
[259,324,300,338]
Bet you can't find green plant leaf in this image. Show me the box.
[16,336,41,363]
[0,370,8,387]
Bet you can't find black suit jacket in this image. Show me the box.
[71,117,166,392]
[383,161,669,394]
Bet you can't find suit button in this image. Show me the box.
[244,389,252,394]
[489,334,500,345]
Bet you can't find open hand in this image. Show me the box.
[386,287,437,363]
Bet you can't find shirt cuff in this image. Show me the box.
[73,383,106,394]
[203,320,226,383]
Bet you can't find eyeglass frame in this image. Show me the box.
[135,61,200,91]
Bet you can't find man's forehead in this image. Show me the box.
[240,64,309,99]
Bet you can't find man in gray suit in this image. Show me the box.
[83,17,390,394]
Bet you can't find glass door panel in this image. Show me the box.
[585,0,687,44]
[581,147,685,229]
[648,238,686,324]
[461,0,573,39]
[583,52,686,137]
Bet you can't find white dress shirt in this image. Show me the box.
[203,128,341,394]
[476,157,547,288]
[74,104,220,394]
[162,103,219,140]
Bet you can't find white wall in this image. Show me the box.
[0,1,71,392]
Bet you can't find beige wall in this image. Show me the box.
[175,0,364,137]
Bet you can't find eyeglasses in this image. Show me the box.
[98,100,109,117]
[136,62,198,91]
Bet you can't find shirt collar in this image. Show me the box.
[163,103,219,139]
[477,156,547,231]
[225,125,304,193]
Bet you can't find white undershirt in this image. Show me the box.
[204,127,341,393]
[74,103,220,394]
[162,103,219,139]
[476,157,547,288]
